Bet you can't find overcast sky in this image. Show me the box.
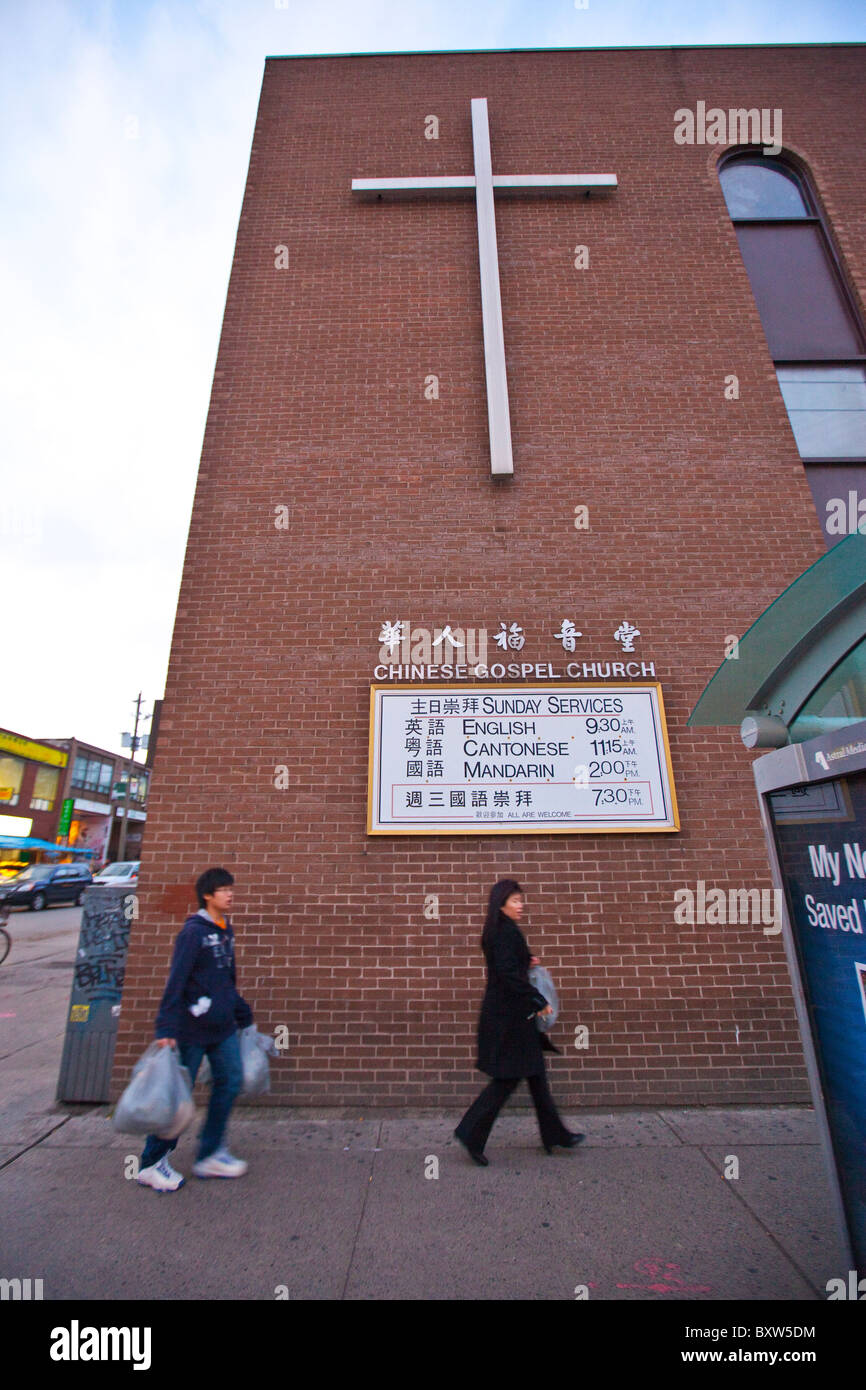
[2,0,864,757]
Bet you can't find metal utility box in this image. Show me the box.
[57,884,134,1102]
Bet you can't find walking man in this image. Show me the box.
[136,867,253,1192]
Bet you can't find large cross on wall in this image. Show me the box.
[352,98,617,477]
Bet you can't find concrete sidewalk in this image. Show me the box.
[0,908,848,1301]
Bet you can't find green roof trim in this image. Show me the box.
[263,43,866,60]
[688,533,866,729]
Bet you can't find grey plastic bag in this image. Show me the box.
[528,965,559,1032]
[112,1042,194,1137]
[240,1025,271,1096]
[198,1027,276,1090]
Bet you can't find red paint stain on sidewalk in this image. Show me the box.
[616,1257,712,1294]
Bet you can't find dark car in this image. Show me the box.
[0,863,92,911]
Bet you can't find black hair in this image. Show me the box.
[196,866,234,908]
[481,878,523,949]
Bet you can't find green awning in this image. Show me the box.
[688,533,866,733]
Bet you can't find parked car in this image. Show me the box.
[92,861,140,886]
[0,863,93,910]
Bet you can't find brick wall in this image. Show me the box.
[113,45,866,1107]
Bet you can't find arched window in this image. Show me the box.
[719,154,866,547]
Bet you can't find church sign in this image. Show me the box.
[368,683,679,834]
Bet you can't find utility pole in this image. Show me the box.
[117,693,146,862]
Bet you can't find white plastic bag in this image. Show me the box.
[529,965,559,1032]
[240,1025,272,1096]
[112,1043,195,1137]
[158,1082,196,1139]
[198,1027,276,1093]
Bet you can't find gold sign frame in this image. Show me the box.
[367,682,680,835]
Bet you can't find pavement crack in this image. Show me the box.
[694,1143,824,1299]
[0,1114,77,1171]
[339,1118,383,1300]
[1,950,76,968]
[656,1109,686,1143]
[0,1036,67,1063]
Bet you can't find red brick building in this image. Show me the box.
[0,727,149,869]
[114,45,866,1107]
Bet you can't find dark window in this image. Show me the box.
[732,223,863,359]
[719,154,866,548]
[72,756,114,795]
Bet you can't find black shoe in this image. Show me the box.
[454,1129,489,1166]
[543,1131,585,1154]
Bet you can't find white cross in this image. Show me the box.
[352,98,616,477]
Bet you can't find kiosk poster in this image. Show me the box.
[367,683,679,834]
[767,769,866,1271]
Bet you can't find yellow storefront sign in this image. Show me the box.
[0,732,67,768]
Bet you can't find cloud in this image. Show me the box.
[0,1,256,747]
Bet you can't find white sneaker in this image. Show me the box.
[192,1147,248,1179]
[137,1156,184,1192]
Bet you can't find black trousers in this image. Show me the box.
[455,1066,570,1152]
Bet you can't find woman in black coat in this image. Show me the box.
[454,878,584,1165]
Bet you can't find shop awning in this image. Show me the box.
[0,835,94,856]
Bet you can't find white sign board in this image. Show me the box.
[367,683,679,834]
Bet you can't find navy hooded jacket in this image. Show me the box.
[154,910,253,1045]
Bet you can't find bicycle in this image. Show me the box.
[0,907,10,965]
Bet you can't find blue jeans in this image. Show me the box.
[140,1031,243,1168]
